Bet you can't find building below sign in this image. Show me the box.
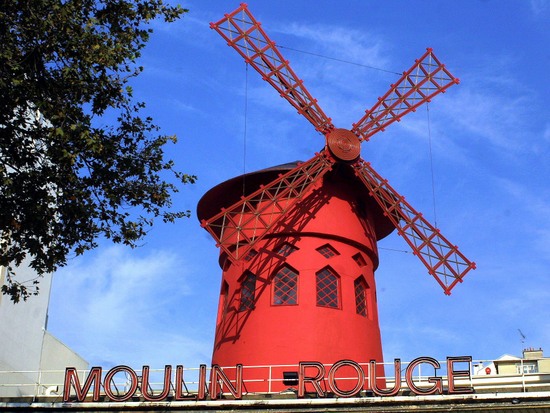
[1,351,550,412]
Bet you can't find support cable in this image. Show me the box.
[279,44,402,75]
[426,103,438,229]
[242,63,249,197]
[379,247,410,254]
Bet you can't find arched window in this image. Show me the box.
[273,266,298,305]
[316,267,340,308]
[354,277,368,317]
[239,271,256,311]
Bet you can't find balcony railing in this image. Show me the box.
[1,360,549,400]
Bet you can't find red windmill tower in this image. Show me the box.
[198,4,476,393]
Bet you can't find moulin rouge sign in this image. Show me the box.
[63,356,474,402]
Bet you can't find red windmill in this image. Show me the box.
[198,4,476,393]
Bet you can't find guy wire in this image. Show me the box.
[242,62,249,197]
[427,103,438,229]
[279,44,402,75]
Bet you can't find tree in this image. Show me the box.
[0,0,196,302]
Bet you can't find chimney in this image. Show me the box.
[523,347,544,360]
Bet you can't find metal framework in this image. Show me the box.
[211,4,333,134]
[352,49,459,141]
[353,159,476,294]
[200,153,333,261]
[208,3,475,294]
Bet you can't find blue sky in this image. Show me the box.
[48,0,550,370]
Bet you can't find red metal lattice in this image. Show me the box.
[353,159,476,295]
[201,153,334,263]
[211,4,333,134]
[351,49,459,142]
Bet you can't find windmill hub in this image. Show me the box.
[326,128,361,162]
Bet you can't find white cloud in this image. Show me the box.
[530,0,550,16]
[497,177,550,220]
[495,177,550,256]
[267,21,397,127]
[278,22,388,67]
[439,87,531,152]
[48,246,212,369]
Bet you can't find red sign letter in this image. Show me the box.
[447,356,473,394]
[369,359,401,396]
[103,365,138,402]
[174,365,197,400]
[298,362,326,398]
[405,357,443,395]
[197,364,208,400]
[63,367,102,402]
[210,364,243,400]
[141,365,172,401]
[327,360,365,397]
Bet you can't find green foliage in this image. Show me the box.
[0,0,195,302]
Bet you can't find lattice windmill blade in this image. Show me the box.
[351,48,459,142]
[200,153,334,263]
[211,4,334,134]
[352,159,476,295]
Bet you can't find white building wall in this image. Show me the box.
[39,331,88,396]
[0,263,88,396]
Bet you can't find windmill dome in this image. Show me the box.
[197,161,396,246]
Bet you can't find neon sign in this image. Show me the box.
[63,356,473,402]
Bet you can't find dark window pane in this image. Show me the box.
[354,278,367,317]
[277,243,298,257]
[239,272,256,311]
[244,249,258,262]
[316,268,339,308]
[273,266,298,305]
[352,253,367,267]
[316,244,338,259]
